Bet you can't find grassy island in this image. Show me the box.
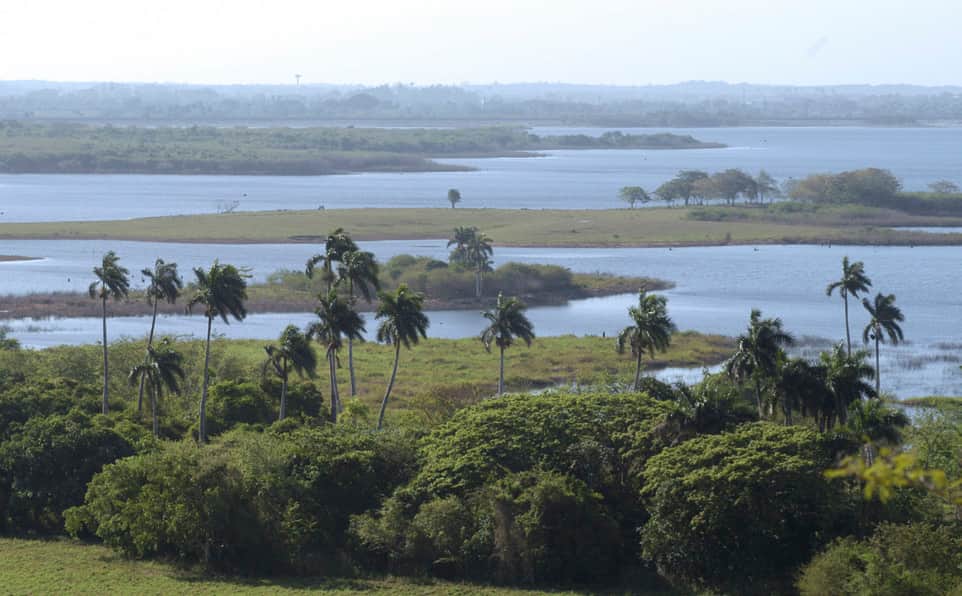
[0,122,721,175]
[2,206,961,247]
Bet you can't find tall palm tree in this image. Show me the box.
[447,226,477,265]
[616,290,676,391]
[128,338,185,437]
[88,251,130,415]
[467,231,494,298]
[305,227,359,292]
[862,292,905,396]
[307,289,365,423]
[138,259,183,413]
[725,309,795,418]
[826,257,872,355]
[264,325,317,421]
[481,292,535,395]
[187,261,249,443]
[338,250,381,397]
[821,344,876,428]
[374,284,429,430]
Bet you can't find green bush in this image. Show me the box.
[351,391,673,584]
[67,425,418,573]
[798,523,962,596]
[640,422,851,594]
[0,410,134,533]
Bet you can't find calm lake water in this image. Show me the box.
[1,239,960,398]
[0,127,959,221]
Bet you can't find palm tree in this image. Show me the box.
[338,250,380,397]
[845,398,909,464]
[862,292,905,396]
[725,309,795,418]
[826,257,872,355]
[467,231,494,298]
[306,227,358,292]
[616,290,676,391]
[307,289,365,423]
[128,338,185,437]
[264,325,317,421]
[187,261,249,443]
[88,251,130,415]
[821,344,876,429]
[447,226,477,265]
[138,259,183,414]
[481,292,535,395]
[447,188,462,208]
[773,357,826,426]
[374,284,429,430]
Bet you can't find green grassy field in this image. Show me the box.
[0,538,581,595]
[0,207,958,247]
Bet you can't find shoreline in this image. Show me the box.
[0,255,38,262]
[0,276,670,321]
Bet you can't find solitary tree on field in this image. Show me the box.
[447,188,462,208]
[618,186,649,208]
[264,325,317,421]
[138,259,182,413]
[188,261,248,443]
[617,290,676,390]
[128,338,185,437]
[928,180,960,195]
[89,251,130,415]
[307,289,365,423]
[481,292,535,395]
[374,284,429,430]
[862,292,904,396]
[826,256,872,356]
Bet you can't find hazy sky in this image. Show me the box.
[2,0,959,86]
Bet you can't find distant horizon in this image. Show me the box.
[3,79,962,92]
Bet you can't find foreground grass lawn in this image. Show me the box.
[0,207,957,247]
[0,538,581,595]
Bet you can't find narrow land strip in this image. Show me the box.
[0,207,960,246]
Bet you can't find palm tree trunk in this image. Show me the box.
[101,296,109,415]
[328,346,339,424]
[634,352,643,391]
[475,270,481,299]
[138,300,159,414]
[151,386,159,437]
[377,340,401,430]
[279,366,288,421]
[199,316,212,443]
[754,378,764,418]
[348,283,357,397]
[843,293,851,356]
[875,333,881,396]
[498,346,505,395]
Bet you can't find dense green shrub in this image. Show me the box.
[0,410,135,533]
[351,391,673,584]
[67,424,418,573]
[798,523,962,596]
[640,422,851,595]
[203,379,323,436]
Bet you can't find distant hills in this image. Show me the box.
[1,80,960,126]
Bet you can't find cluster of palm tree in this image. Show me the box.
[90,252,250,441]
[448,226,493,298]
[717,256,905,432]
[88,227,544,442]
